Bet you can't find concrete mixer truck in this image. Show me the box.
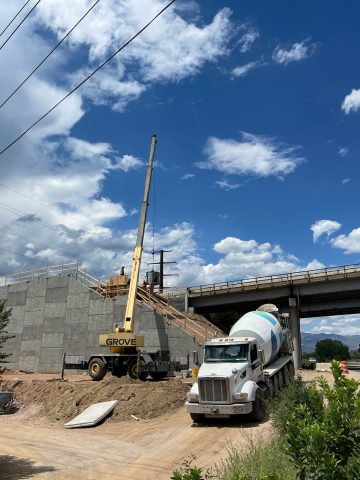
[185,304,294,422]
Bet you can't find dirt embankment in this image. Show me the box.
[0,374,190,423]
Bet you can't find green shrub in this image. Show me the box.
[301,358,311,369]
[212,430,296,480]
[283,361,360,479]
[266,375,321,435]
[171,454,205,480]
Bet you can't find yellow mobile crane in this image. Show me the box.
[62,135,189,381]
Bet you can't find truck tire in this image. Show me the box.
[249,389,265,422]
[128,358,148,381]
[273,374,279,392]
[149,372,168,381]
[190,413,205,423]
[283,366,290,385]
[288,362,295,378]
[278,370,284,389]
[89,358,107,381]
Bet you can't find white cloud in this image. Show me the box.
[35,1,235,92]
[197,132,304,178]
[310,220,342,243]
[181,174,195,180]
[237,26,259,53]
[214,237,258,254]
[272,39,317,65]
[338,147,349,157]
[341,88,360,114]
[215,180,240,190]
[305,314,360,336]
[331,228,360,254]
[232,58,266,77]
[219,214,228,219]
[342,178,350,185]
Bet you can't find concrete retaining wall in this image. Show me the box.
[0,275,202,373]
[168,295,186,312]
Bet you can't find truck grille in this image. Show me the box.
[199,378,229,403]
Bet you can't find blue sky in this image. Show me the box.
[0,0,359,335]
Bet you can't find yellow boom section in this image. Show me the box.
[124,246,143,332]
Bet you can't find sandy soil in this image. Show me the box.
[1,369,359,480]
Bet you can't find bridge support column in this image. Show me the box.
[289,297,301,370]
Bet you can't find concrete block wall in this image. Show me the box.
[0,274,202,373]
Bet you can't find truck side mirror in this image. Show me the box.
[259,350,265,365]
[193,351,198,365]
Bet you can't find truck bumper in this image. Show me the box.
[185,401,252,418]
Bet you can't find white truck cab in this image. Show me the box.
[185,304,295,422]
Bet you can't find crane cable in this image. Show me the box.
[0,0,42,51]
[0,0,176,157]
[0,1,30,37]
[0,0,101,110]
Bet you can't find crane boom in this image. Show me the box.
[124,134,157,332]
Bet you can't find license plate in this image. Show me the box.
[202,406,212,413]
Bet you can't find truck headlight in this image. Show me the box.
[187,392,199,402]
[234,393,248,400]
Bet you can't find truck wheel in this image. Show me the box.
[89,358,107,381]
[190,413,205,423]
[278,370,284,389]
[128,358,148,381]
[273,374,279,392]
[283,366,290,385]
[249,389,265,422]
[288,363,295,378]
[149,372,168,381]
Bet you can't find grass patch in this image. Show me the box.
[211,430,297,480]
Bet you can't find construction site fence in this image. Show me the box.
[0,260,108,294]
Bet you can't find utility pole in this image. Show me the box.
[148,249,176,292]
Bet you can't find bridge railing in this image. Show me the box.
[183,262,360,297]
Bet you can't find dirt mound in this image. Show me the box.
[0,375,190,423]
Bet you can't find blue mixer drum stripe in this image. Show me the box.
[253,311,277,326]
[270,330,278,362]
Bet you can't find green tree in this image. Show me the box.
[283,361,360,480]
[315,338,350,362]
[0,300,14,374]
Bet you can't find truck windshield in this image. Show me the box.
[204,344,249,363]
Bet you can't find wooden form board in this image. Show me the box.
[108,275,128,286]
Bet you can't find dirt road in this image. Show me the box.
[1,400,269,480]
[1,369,358,480]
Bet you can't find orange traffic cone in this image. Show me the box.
[341,360,349,374]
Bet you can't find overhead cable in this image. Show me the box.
[0,0,101,110]
[0,227,116,268]
[0,245,48,264]
[0,202,121,254]
[0,0,176,157]
[0,0,42,51]
[0,1,30,37]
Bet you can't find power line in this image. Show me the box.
[0,202,121,254]
[0,0,176,157]
[0,1,30,37]
[0,245,48,264]
[0,0,42,51]
[0,0,101,110]
[0,227,117,268]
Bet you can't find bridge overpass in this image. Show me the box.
[165,263,360,370]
